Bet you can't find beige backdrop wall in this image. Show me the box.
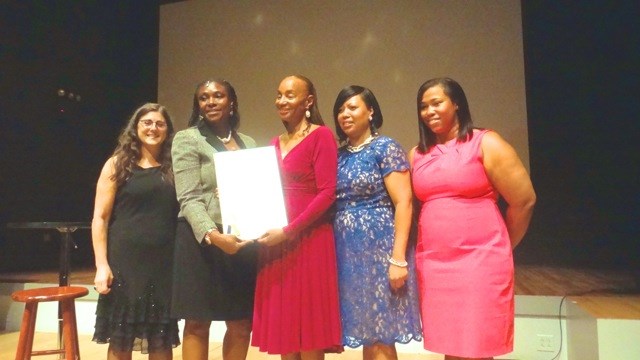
[159,0,529,169]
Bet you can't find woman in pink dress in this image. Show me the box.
[409,77,536,360]
[253,75,342,359]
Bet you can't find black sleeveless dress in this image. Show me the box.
[92,166,180,353]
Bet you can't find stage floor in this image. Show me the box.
[2,264,639,320]
[0,331,445,360]
[0,264,637,297]
[1,264,639,359]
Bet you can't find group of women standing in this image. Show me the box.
[90,75,536,360]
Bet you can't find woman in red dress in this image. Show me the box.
[253,75,342,360]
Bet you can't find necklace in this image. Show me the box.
[284,122,311,142]
[300,122,311,137]
[347,135,376,153]
[216,130,232,144]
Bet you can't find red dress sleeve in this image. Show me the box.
[283,127,337,238]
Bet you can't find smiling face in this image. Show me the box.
[275,76,312,124]
[136,111,168,148]
[419,85,459,142]
[197,81,232,126]
[336,94,372,142]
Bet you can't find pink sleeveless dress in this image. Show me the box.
[411,129,514,358]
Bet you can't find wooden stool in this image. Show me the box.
[11,286,89,360]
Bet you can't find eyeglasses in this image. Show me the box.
[139,119,168,129]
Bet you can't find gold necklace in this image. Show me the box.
[285,122,311,141]
[300,121,311,137]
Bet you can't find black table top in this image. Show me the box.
[6,222,91,231]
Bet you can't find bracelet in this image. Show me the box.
[203,228,218,245]
[388,257,408,267]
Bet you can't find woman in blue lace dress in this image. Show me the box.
[332,86,422,359]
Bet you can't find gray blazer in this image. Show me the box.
[172,123,257,243]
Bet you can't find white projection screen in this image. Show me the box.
[159,0,529,169]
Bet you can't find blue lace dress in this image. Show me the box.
[334,136,422,348]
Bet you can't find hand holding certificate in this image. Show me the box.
[213,146,288,240]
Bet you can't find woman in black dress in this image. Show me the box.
[92,103,180,359]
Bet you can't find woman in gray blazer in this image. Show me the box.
[171,79,257,360]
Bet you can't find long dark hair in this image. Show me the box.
[291,74,324,126]
[332,85,383,144]
[416,77,473,153]
[187,79,240,128]
[111,103,175,186]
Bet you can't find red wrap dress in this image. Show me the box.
[252,126,342,354]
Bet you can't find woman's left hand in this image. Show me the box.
[389,265,408,290]
[257,228,288,246]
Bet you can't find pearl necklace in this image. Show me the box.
[216,131,232,144]
[347,135,376,153]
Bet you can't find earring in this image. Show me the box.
[230,109,234,116]
[305,109,311,119]
[368,115,373,122]
[199,115,204,121]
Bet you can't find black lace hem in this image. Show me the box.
[92,280,180,354]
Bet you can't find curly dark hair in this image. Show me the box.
[416,77,474,153]
[332,85,383,144]
[188,79,240,128]
[111,103,175,186]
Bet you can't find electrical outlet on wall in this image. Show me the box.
[536,334,555,352]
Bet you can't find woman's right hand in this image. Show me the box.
[211,232,249,255]
[94,265,113,295]
[257,228,288,247]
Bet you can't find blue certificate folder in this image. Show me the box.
[213,146,288,240]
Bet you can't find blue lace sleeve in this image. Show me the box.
[375,136,409,177]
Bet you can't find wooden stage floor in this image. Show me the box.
[0,331,444,360]
[2,264,639,320]
[1,265,639,359]
[1,264,637,297]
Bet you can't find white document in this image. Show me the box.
[213,146,288,240]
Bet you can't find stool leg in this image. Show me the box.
[69,298,81,359]
[61,299,80,360]
[15,302,38,360]
[68,299,81,359]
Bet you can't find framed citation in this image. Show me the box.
[213,146,288,240]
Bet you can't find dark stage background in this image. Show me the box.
[0,2,637,276]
